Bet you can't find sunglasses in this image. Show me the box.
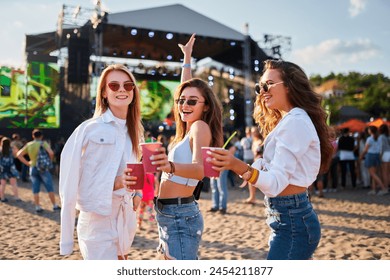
[107,81,135,92]
[175,99,205,106]
[255,81,284,95]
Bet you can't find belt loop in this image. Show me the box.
[177,197,182,205]
[295,195,299,207]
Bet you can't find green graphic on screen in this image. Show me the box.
[0,62,60,128]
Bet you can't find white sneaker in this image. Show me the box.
[367,190,376,195]
[377,190,389,196]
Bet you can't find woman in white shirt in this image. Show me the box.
[208,59,333,259]
[59,64,144,260]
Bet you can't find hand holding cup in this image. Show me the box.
[123,163,145,190]
[140,142,163,173]
[203,147,236,174]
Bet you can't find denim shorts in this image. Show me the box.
[154,201,203,260]
[264,192,321,260]
[30,166,54,194]
[364,153,381,168]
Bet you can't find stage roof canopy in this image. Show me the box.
[108,4,244,41]
[26,4,269,69]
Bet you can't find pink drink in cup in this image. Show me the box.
[126,163,145,190]
[140,142,163,173]
[201,147,223,178]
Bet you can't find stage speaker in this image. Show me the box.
[68,37,90,84]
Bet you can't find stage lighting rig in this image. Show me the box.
[258,34,292,59]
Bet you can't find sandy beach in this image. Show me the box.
[0,176,389,260]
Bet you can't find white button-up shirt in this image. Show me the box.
[252,107,320,197]
[59,109,136,255]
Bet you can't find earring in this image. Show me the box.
[102,98,108,106]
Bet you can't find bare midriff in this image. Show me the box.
[278,184,307,196]
[158,179,196,199]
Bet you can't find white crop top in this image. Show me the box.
[161,135,199,187]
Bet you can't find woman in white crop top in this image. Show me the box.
[59,64,144,260]
[208,60,334,259]
[124,34,223,260]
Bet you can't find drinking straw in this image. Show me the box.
[222,131,237,149]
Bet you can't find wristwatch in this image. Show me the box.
[240,164,254,181]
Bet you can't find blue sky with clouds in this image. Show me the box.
[0,0,389,77]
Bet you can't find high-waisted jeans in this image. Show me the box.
[264,192,321,260]
[155,201,203,260]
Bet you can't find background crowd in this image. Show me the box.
[1,122,389,211]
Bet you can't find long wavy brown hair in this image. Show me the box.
[171,78,223,148]
[253,59,333,173]
[94,64,144,159]
[1,137,11,157]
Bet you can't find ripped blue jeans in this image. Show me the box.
[264,192,321,260]
[154,201,203,260]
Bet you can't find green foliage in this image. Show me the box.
[311,72,390,124]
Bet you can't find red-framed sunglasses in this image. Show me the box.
[107,81,135,92]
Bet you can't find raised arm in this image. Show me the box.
[178,33,196,83]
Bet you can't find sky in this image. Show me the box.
[0,0,389,77]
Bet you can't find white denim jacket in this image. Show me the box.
[252,107,320,197]
[59,109,136,255]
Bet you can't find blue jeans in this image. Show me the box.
[264,192,321,260]
[155,201,203,260]
[30,167,54,194]
[210,170,229,210]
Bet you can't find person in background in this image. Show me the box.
[310,126,339,197]
[378,124,390,191]
[240,127,254,203]
[53,137,65,177]
[338,128,357,189]
[356,129,370,189]
[16,129,60,213]
[360,126,387,195]
[0,137,21,202]
[228,134,242,187]
[10,133,28,182]
[325,126,340,192]
[137,172,156,229]
[123,34,223,260]
[208,59,333,259]
[59,64,143,260]
[209,133,236,214]
[244,127,263,204]
[240,126,254,166]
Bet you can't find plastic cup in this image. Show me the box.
[201,147,223,178]
[140,142,163,173]
[126,163,145,190]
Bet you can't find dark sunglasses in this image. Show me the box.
[175,99,205,106]
[255,81,284,95]
[107,81,135,92]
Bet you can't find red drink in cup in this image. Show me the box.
[140,142,163,173]
[126,163,145,190]
[201,147,222,178]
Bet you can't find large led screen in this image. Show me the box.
[0,62,60,128]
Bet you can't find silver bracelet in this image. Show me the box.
[134,192,143,199]
[181,63,191,68]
